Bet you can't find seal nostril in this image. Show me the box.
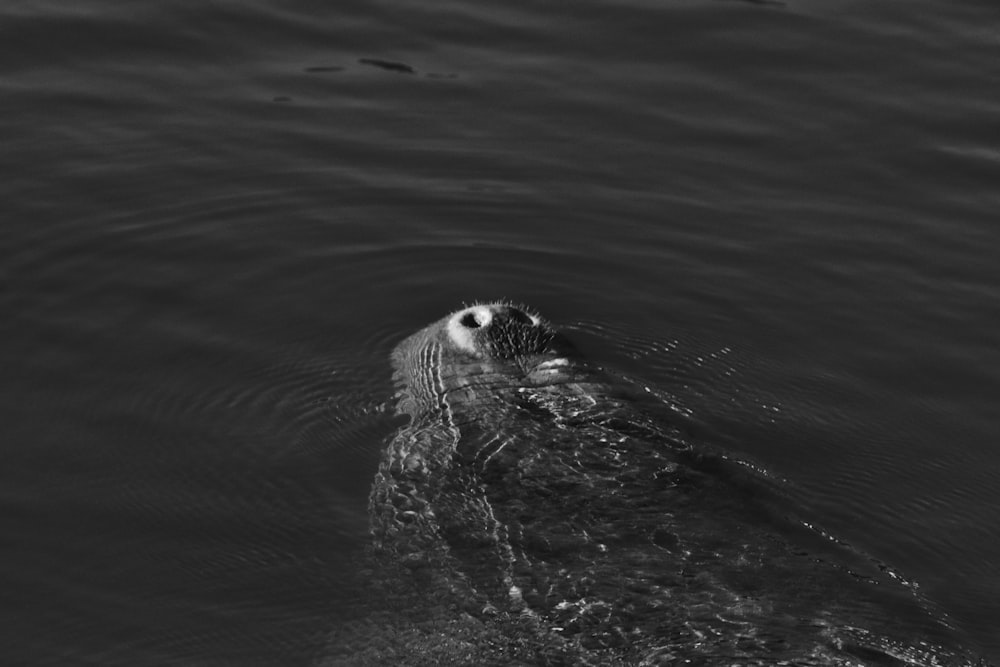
[507,308,533,325]
[460,312,480,328]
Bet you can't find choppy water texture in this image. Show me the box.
[1,0,998,664]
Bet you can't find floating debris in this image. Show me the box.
[358,58,416,74]
[303,65,346,73]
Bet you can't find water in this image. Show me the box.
[1,0,998,663]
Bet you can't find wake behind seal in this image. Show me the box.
[364,301,991,666]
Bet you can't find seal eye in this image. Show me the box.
[460,312,481,328]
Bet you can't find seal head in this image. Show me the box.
[443,302,552,358]
[391,302,590,420]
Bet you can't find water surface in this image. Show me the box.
[1,0,998,663]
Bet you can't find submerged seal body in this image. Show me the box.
[368,302,987,666]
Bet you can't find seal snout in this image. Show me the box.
[457,304,537,329]
[457,305,535,330]
[446,303,545,355]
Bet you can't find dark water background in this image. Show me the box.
[2,0,998,663]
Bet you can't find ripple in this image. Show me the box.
[562,318,782,434]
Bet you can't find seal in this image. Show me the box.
[367,302,988,666]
